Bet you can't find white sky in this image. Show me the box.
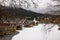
[0,0,60,15]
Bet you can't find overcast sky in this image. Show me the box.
[0,0,60,15]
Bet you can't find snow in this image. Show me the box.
[12,24,60,40]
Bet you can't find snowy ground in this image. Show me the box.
[12,24,60,40]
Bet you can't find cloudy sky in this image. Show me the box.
[0,0,60,15]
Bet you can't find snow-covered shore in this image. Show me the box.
[12,24,60,40]
[0,24,60,40]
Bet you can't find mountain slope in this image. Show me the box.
[0,5,52,17]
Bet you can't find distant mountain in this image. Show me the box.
[0,5,53,17]
[0,0,60,15]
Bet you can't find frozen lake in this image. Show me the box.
[12,24,60,40]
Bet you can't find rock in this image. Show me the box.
[16,26,23,30]
[24,22,36,28]
[58,28,60,31]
